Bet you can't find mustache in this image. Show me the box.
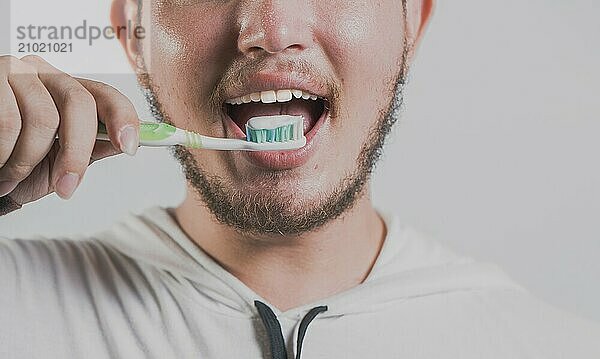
[208,56,340,115]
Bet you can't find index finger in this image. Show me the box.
[77,78,140,156]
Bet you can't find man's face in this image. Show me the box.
[137,0,410,235]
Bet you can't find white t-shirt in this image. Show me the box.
[1,207,599,358]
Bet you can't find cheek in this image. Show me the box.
[145,5,235,128]
[319,1,405,120]
[316,2,405,163]
[319,2,405,71]
[151,11,229,67]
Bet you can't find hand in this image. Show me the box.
[0,55,140,207]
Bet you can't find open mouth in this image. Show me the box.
[224,89,329,138]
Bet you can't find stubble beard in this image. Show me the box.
[137,42,409,237]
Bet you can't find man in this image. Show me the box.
[1,0,599,358]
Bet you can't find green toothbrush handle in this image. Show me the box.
[96,121,178,145]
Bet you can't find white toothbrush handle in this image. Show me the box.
[96,132,110,141]
[183,129,306,151]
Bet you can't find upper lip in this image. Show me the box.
[222,71,331,103]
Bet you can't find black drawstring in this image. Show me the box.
[254,300,328,359]
[255,301,288,359]
[294,305,328,359]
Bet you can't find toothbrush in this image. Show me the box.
[95,115,306,151]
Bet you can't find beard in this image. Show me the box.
[137,48,409,236]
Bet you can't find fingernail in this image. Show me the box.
[0,181,19,197]
[119,126,139,156]
[56,172,80,200]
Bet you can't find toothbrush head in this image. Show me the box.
[245,115,305,144]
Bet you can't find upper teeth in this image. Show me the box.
[226,89,320,105]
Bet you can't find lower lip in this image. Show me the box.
[224,110,329,170]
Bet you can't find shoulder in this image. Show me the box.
[474,288,600,356]
[0,234,154,294]
[0,206,182,305]
[0,206,172,281]
[1,235,118,274]
[0,232,169,339]
[374,211,600,355]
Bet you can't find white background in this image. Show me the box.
[9,0,132,73]
[1,0,599,321]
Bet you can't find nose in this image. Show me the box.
[237,0,314,56]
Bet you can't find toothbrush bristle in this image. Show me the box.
[245,116,304,144]
[246,124,295,143]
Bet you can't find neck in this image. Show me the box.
[173,187,386,312]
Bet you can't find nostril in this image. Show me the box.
[239,31,305,56]
[246,46,266,56]
[285,44,304,53]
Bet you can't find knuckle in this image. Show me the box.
[61,141,89,156]
[20,54,44,64]
[0,56,15,75]
[6,58,37,75]
[60,142,81,153]
[60,85,95,109]
[97,81,121,97]
[29,110,60,134]
[59,144,90,168]
[0,55,18,62]
[19,76,45,97]
[23,95,60,130]
[0,55,18,67]
[4,161,35,180]
[0,109,23,134]
[86,79,117,100]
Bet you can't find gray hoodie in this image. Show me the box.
[1,207,599,358]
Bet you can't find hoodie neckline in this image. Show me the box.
[99,206,523,319]
[146,206,403,317]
